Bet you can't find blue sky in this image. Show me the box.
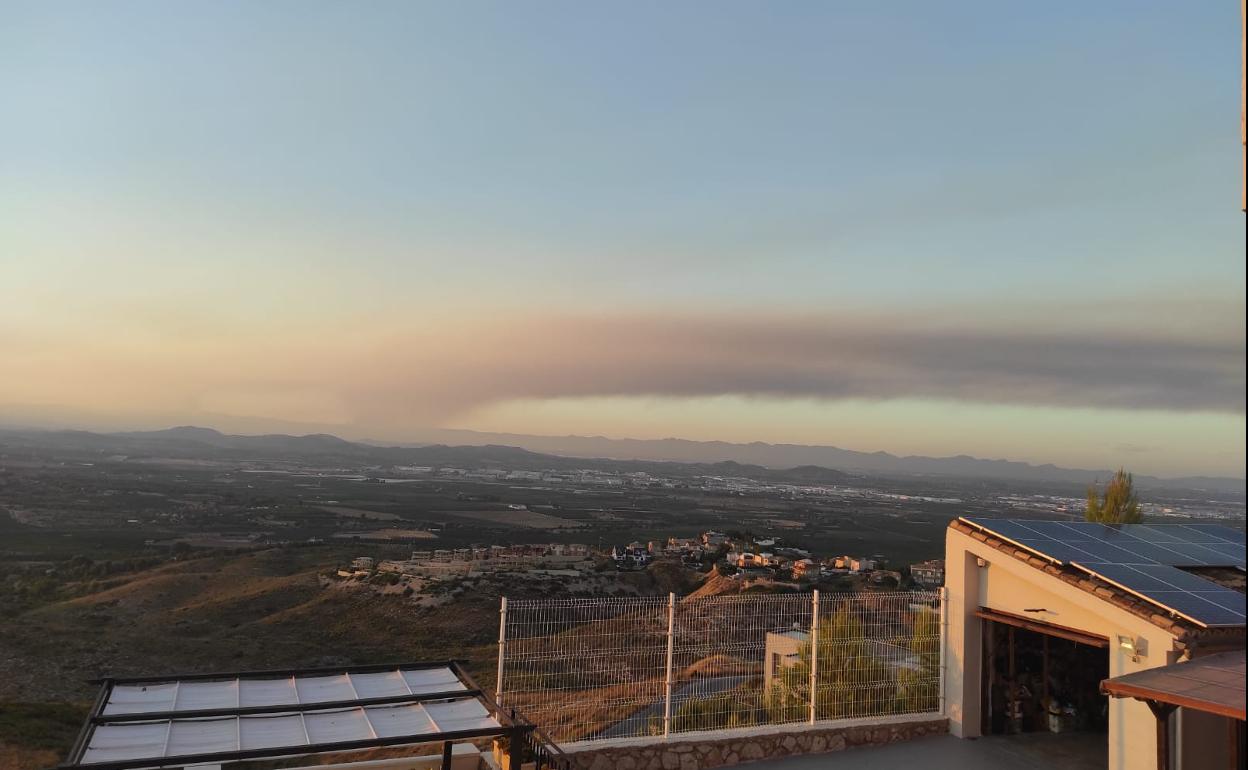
[1,1,1244,476]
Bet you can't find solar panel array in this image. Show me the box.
[960,518,1246,628]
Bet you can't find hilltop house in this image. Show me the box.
[944,517,1245,770]
[611,543,651,568]
[911,559,946,589]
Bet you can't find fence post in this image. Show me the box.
[937,587,948,716]
[496,596,508,707]
[663,592,676,738]
[809,589,820,724]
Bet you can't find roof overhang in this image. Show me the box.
[1101,650,1246,721]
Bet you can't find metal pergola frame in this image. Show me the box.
[60,660,537,770]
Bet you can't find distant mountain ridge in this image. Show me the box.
[406,428,1246,493]
[0,425,847,482]
[0,424,1241,494]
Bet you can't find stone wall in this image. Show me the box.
[564,717,948,770]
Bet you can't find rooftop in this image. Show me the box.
[61,662,523,770]
[952,518,1246,634]
[1101,649,1246,721]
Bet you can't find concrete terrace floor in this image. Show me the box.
[741,732,1107,770]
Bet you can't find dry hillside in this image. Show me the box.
[0,548,697,769]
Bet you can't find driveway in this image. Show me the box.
[592,675,750,740]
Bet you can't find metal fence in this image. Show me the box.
[496,589,944,744]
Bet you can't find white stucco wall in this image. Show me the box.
[943,526,1181,770]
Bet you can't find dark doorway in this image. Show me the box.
[982,619,1110,737]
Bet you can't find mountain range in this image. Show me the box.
[1,424,1241,493]
[399,428,1245,493]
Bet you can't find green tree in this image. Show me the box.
[764,607,895,722]
[895,609,940,712]
[1086,468,1142,524]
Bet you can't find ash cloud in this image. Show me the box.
[346,307,1246,420]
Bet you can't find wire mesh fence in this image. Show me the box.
[497,590,943,744]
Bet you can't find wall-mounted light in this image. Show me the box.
[1118,635,1147,662]
[976,557,989,568]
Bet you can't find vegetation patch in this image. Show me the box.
[0,701,87,751]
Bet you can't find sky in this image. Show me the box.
[1,1,1244,478]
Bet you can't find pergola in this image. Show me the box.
[1101,650,1246,770]
[60,661,566,770]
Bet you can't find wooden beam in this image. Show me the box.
[975,607,1109,648]
[1233,718,1245,770]
[1009,625,1016,679]
[1148,701,1177,770]
[1042,635,1050,707]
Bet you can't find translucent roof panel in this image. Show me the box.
[101,683,178,716]
[294,674,357,703]
[173,680,239,711]
[349,670,415,699]
[100,665,470,716]
[238,678,300,707]
[425,698,496,732]
[167,718,237,755]
[78,698,503,767]
[365,704,439,738]
[81,724,167,764]
[401,667,467,694]
[303,708,373,743]
[73,664,512,769]
[238,714,308,750]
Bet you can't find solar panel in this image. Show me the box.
[1015,521,1084,539]
[1144,592,1246,627]
[960,517,1247,628]
[968,519,1052,545]
[1078,563,1180,593]
[1186,591,1248,614]
[1160,542,1241,564]
[1179,524,1246,543]
[963,517,1244,565]
[1115,525,1193,544]
[1012,539,1101,563]
[1204,542,1247,561]
[1127,564,1239,592]
[1062,540,1155,564]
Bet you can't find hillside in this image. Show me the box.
[0,549,499,704]
[0,546,701,770]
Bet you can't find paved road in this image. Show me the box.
[593,675,749,740]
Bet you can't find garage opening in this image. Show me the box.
[978,609,1110,740]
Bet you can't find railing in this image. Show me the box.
[508,707,573,769]
[496,589,944,744]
